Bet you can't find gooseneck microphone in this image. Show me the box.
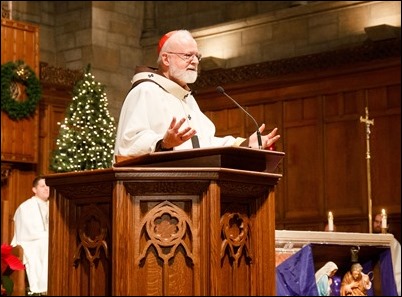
[216,86,263,149]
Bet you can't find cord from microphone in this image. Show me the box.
[216,86,263,149]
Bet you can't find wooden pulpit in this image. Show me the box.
[45,147,284,296]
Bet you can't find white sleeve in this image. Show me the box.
[114,83,170,157]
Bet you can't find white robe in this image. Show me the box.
[114,73,246,161]
[11,196,49,294]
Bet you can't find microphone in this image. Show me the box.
[216,86,263,149]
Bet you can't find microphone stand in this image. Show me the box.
[216,86,263,149]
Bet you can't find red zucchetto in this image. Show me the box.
[157,30,178,55]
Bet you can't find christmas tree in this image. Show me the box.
[50,66,116,172]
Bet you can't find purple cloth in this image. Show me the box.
[360,249,397,296]
[276,244,318,295]
[378,248,398,295]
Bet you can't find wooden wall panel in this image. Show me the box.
[205,108,244,137]
[324,90,367,222]
[283,96,323,220]
[38,63,83,175]
[39,100,71,175]
[325,119,365,214]
[1,19,39,64]
[369,85,401,215]
[245,104,264,134]
[1,18,40,164]
[1,114,39,163]
[285,124,323,218]
[263,101,281,127]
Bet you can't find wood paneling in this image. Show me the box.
[38,62,83,175]
[196,55,401,241]
[324,90,366,218]
[1,18,40,164]
[39,92,72,175]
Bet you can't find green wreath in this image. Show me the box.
[1,60,42,120]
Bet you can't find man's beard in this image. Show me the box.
[170,66,198,84]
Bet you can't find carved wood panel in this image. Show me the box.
[134,197,199,296]
[47,167,279,296]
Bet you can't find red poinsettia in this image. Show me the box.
[1,244,25,296]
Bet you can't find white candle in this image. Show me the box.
[328,211,334,231]
[381,209,387,229]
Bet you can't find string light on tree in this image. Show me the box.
[50,65,117,172]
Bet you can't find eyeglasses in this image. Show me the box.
[167,52,202,62]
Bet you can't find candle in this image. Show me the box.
[381,209,387,229]
[328,211,334,232]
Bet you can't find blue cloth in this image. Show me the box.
[276,244,318,296]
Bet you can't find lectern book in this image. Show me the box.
[114,146,284,173]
